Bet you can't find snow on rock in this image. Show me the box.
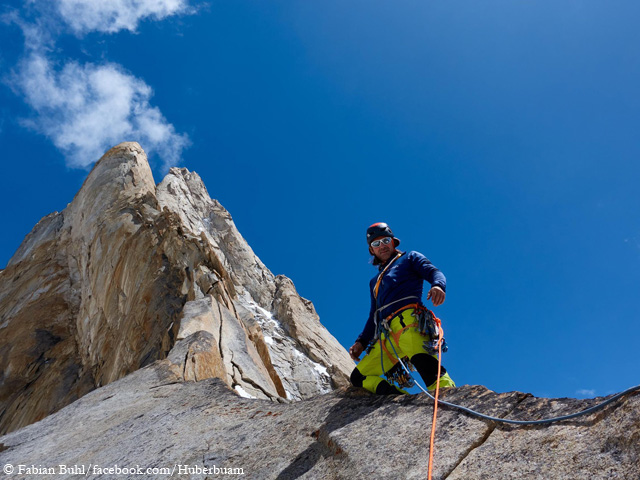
[234,385,256,399]
[236,293,333,400]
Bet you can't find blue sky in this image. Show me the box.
[1,1,639,400]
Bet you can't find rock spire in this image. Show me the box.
[0,142,353,435]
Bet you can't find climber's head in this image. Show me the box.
[366,222,400,264]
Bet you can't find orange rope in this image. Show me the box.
[427,318,444,480]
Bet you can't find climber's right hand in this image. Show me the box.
[349,342,364,361]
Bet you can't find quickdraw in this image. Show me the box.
[413,305,448,355]
[384,357,416,389]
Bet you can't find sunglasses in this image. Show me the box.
[370,237,393,248]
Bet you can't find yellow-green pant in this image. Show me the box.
[354,308,444,393]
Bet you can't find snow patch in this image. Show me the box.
[236,292,333,399]
[198,216,211,235]
[310,360,331,394]
[234,385,255,399]
[313,362,328,376]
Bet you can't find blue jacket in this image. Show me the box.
[355,250,446,347]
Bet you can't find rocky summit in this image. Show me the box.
[1,143,639,479]
[0,142,353,436]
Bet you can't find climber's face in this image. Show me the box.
[370,236,396,262]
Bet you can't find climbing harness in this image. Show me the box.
[375,303,448,391]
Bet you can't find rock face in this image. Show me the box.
[1,358,638,480]
[0,142,353,435]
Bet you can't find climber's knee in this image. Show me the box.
[410,353,443,387]
[350,367,366,388]
[362,374,386,393]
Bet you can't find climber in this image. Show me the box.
[349,222,455,395]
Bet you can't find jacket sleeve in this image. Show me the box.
[409,251,446,292]
[355,288,377,347]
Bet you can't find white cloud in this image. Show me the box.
[55,0,193,35]
[12,53,190,169]
[576,389,596,398]
[5,1,194,168]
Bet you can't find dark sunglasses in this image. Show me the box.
[371,237,393,248]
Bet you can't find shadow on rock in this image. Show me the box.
[275,388,392,479]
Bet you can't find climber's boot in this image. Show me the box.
[427,372,456,391]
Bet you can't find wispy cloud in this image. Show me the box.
[55,0,193,35]
[4,0,194,169]
[2,8,58,52]
[11,53,190,169]
[576,389,596,398]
